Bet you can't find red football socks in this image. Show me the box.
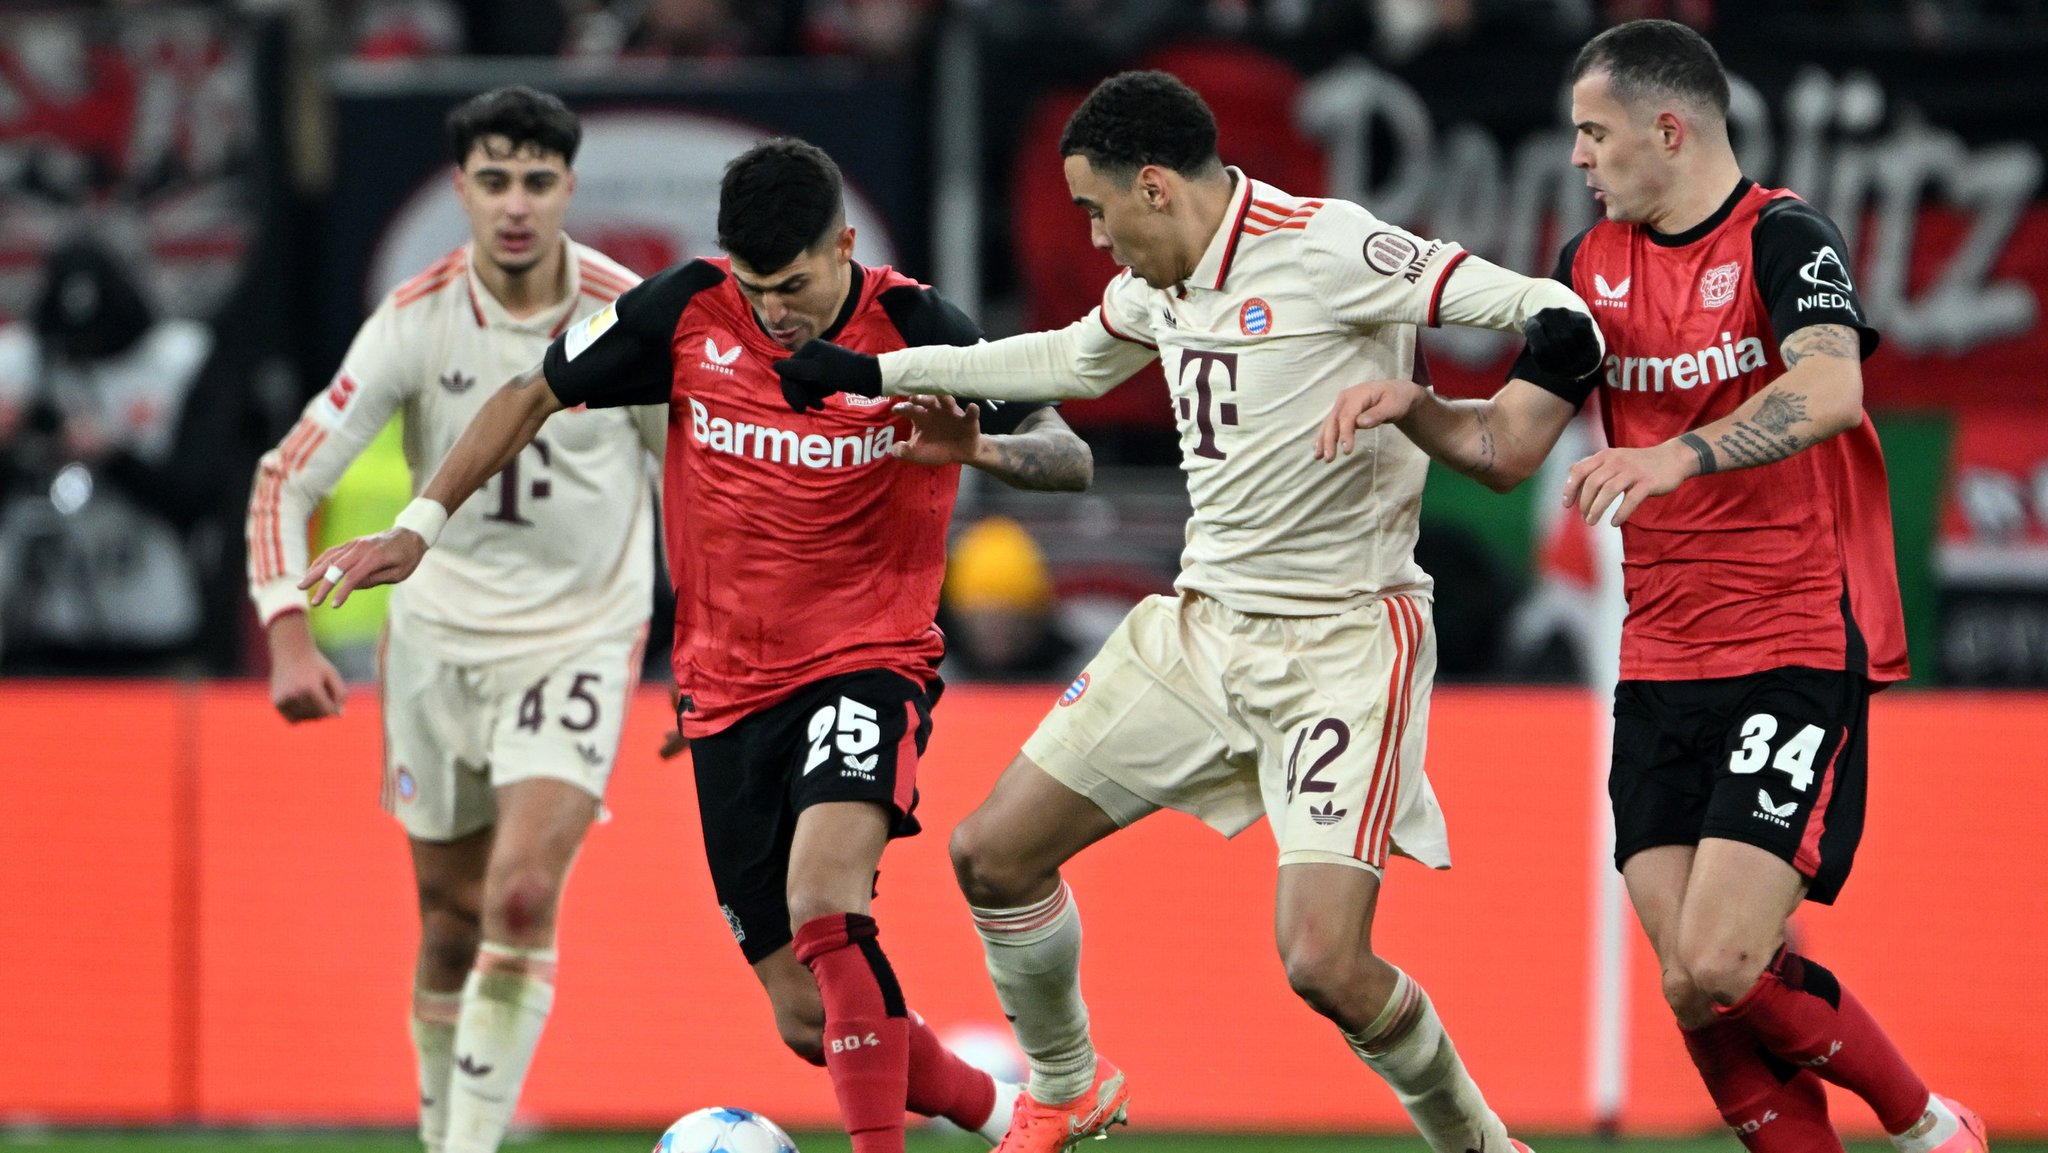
[906,1012,998,1130]
[1682,1015,1845,1151]
[794,914,911,1153]
[1720,950,1930,1135]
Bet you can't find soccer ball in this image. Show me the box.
[654,1106,800,1153]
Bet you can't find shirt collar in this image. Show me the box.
[1184,167,1256,295]
[463,235,582,334]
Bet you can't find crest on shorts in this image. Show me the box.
[395,767,416,803]
[1058,672,1090,707]
[1700,261,1743,309]
[1238,298,1273,336]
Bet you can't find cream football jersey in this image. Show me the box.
[884,170,1479,616]
[247,240,661,663]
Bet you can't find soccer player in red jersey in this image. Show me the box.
[306,138,1094,1153]
[1318,20,1985,1153]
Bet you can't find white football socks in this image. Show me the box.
[970,881,1097,1104]
[411,988,462,1152]
[444,943,557,1153]
[1892,1094,1963,1153]
[978,1079,1025,1145]
[1343,969,1513,1153]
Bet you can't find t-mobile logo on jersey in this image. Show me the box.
[689,397,896,469]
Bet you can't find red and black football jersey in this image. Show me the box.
[542,259,1047,735]
[1513,179,1908,684]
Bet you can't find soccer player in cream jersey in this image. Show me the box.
[246,88,658,1153]
[777,71,1605,1153]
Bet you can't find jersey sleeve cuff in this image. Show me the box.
[252,579,310,627]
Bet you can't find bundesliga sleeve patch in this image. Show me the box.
[564,302,617,361]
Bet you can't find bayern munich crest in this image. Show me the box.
[396,768,416,802]
[1059,672,1090,707]
[1238,298,1273,336]
[1699,261,1743,309]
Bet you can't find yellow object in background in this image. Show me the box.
[944,515,1055,612]
[310,416,411,657]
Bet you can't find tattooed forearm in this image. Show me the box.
[1751,389,1808,435]
[981,426,1093,491]
[1712,420,1804,468]
[1780,323,1858,370]
[1471,407,1499,477]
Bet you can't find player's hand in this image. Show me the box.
[266,616,346,722]
[301,528,429,608]
[775,340,883,412]
[1563,441,1695,526]
[1314,379,1427,461]
[1523,307,1605,380]
[889,395,984,467]
[659,682,689,759]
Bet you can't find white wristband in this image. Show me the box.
[393,497,449,548]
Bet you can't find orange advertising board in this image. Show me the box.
[1,682,2041,1136]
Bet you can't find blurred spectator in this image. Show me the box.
[565,0,775,57]
[348,0,465,59]
[939,515,1082,682]
[799,0,934,62]
[0,236,247,674]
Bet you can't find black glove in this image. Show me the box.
[1522,307,1604,380]
[775,340,884,412]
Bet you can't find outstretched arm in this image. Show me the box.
[301,365,563,606]
[1565,323,1864,526]
[1316,377,1579,493]
[891,398,1093,491]
[777,313,1158,411]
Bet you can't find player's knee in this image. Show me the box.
[1278,935,1365,1020]
[487,861,565,939]
[1659,961,1715,1021]
[1678,943,1770,1009]
[949,819,1040,908]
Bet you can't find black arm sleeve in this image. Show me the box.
[877,282,1053,436]
[542,259,727,408]
[1752,198,1881,358]
[1507,225,1600,408]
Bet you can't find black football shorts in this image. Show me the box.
[1609,666,1869,904]
[688,669,935,962]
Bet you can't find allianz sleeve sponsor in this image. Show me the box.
[688,397,896,468]
[1605,333,1770,393]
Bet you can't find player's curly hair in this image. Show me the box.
[1058,71,1222,186]
[446,86,582,167]
[1570,19,1730,120]
[718,137,845,273]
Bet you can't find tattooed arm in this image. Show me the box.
[889,397,1093,492]
[1315,377,1578,494]
[1564,323,1867,526]
[1673,323,1866,475]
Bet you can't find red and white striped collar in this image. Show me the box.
[1185,166,1258,295]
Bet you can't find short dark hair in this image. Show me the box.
[717,137,845,273]
[1059,70,1221,185]
[446,86,582,167]
[1570,19,1730,120]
